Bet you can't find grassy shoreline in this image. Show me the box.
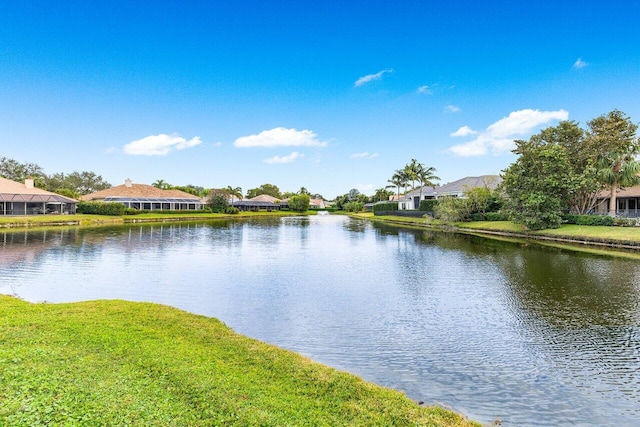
[352,212,640,254]
[0,295,479,426]
[0,210,317,231]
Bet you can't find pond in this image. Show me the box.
[1,215,639,426]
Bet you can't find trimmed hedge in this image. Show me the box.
[225,207,240,214]
[372,203,398,213]
[76,201,126,216]
[419,200,438,211]
[563,214,614,226]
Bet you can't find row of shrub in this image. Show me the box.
[562,214,614,226]
[470,212,509,221]
[124,208,213,215]
[418,200,438,211]
[372,203,398,213]
[76,202,126,216]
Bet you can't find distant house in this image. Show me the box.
[232,194,281,211]
[81,179,204,211]
[0,177,77,215]
[595,186,640,217]
[399,175,502,210]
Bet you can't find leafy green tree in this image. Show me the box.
[372,188,394,203]
[288,194,310,212]
[171,186,200,196]
[343,201,365,212]
[587,110,640,216]
[206,189,230,213]
[298,187,310,195]
[0,157,46,184]
[246,183,281,199]
[502,143,574,229]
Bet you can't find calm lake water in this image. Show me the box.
[2,215,639,426]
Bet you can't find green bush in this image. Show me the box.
[485,212,508,221]
[563,214,614,226]
[124,208,141,215]
[419,200,438,211]
[372,202,398,213]
[613,217,638,227]
[471,213,485,221]
[344,201,364,212]
[225,207,240,214]
[76,201,126,216]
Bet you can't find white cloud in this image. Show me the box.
[448,109,569,157]
[263,152,304,164]
[417,85,432,95]
[123,134,202,156]
[445,104,461,113]
[234,127,327,148]
[349,152,379,159]
[573,58,588,69]
[213,141,223,147]
[450,126,477,137]
[104,146,118,154]
[354,69,393,87]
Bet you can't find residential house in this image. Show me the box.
[399,175,502,210]
[232,194,281,211]
[595,186,640,217]
[81,179,204,211]
[0,177,77,216]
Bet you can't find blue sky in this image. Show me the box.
[2,1,640,198]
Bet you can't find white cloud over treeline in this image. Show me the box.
[448,109,569,157]
[124,134,202,156]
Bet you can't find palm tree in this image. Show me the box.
[416,165,440,205]
[386,169,408,201]
[599,154,640,216]
[226,186,243,204]
[152,179,170,189]
[404,159,421,192]
[588,110,640,217]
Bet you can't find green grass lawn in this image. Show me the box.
[0,296,478,426]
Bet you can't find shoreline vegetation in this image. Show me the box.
[352,212,640,254]
[0,295,480,426]
[0,210,318,230]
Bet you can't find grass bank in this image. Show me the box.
[0,296,478,426]
[0,210,316,230]
[353,212,640,252]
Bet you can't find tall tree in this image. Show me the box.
[0,157,46,184]
[226,186,243,203]
[587,110,640,216]
[416,164,440,203]
[246,183,281,199]
[502,142,575,230]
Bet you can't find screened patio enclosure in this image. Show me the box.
[0,193,77,216]
[103,197,203,211]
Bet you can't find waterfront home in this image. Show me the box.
[232,194,281,211]
[0,177,77,215]
[81,179,203,211]
[595,185,640,217]
[399,175,502,210]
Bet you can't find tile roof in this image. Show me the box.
[248,194,281,203]
[0,177,77,203]
[81,183,200,201]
